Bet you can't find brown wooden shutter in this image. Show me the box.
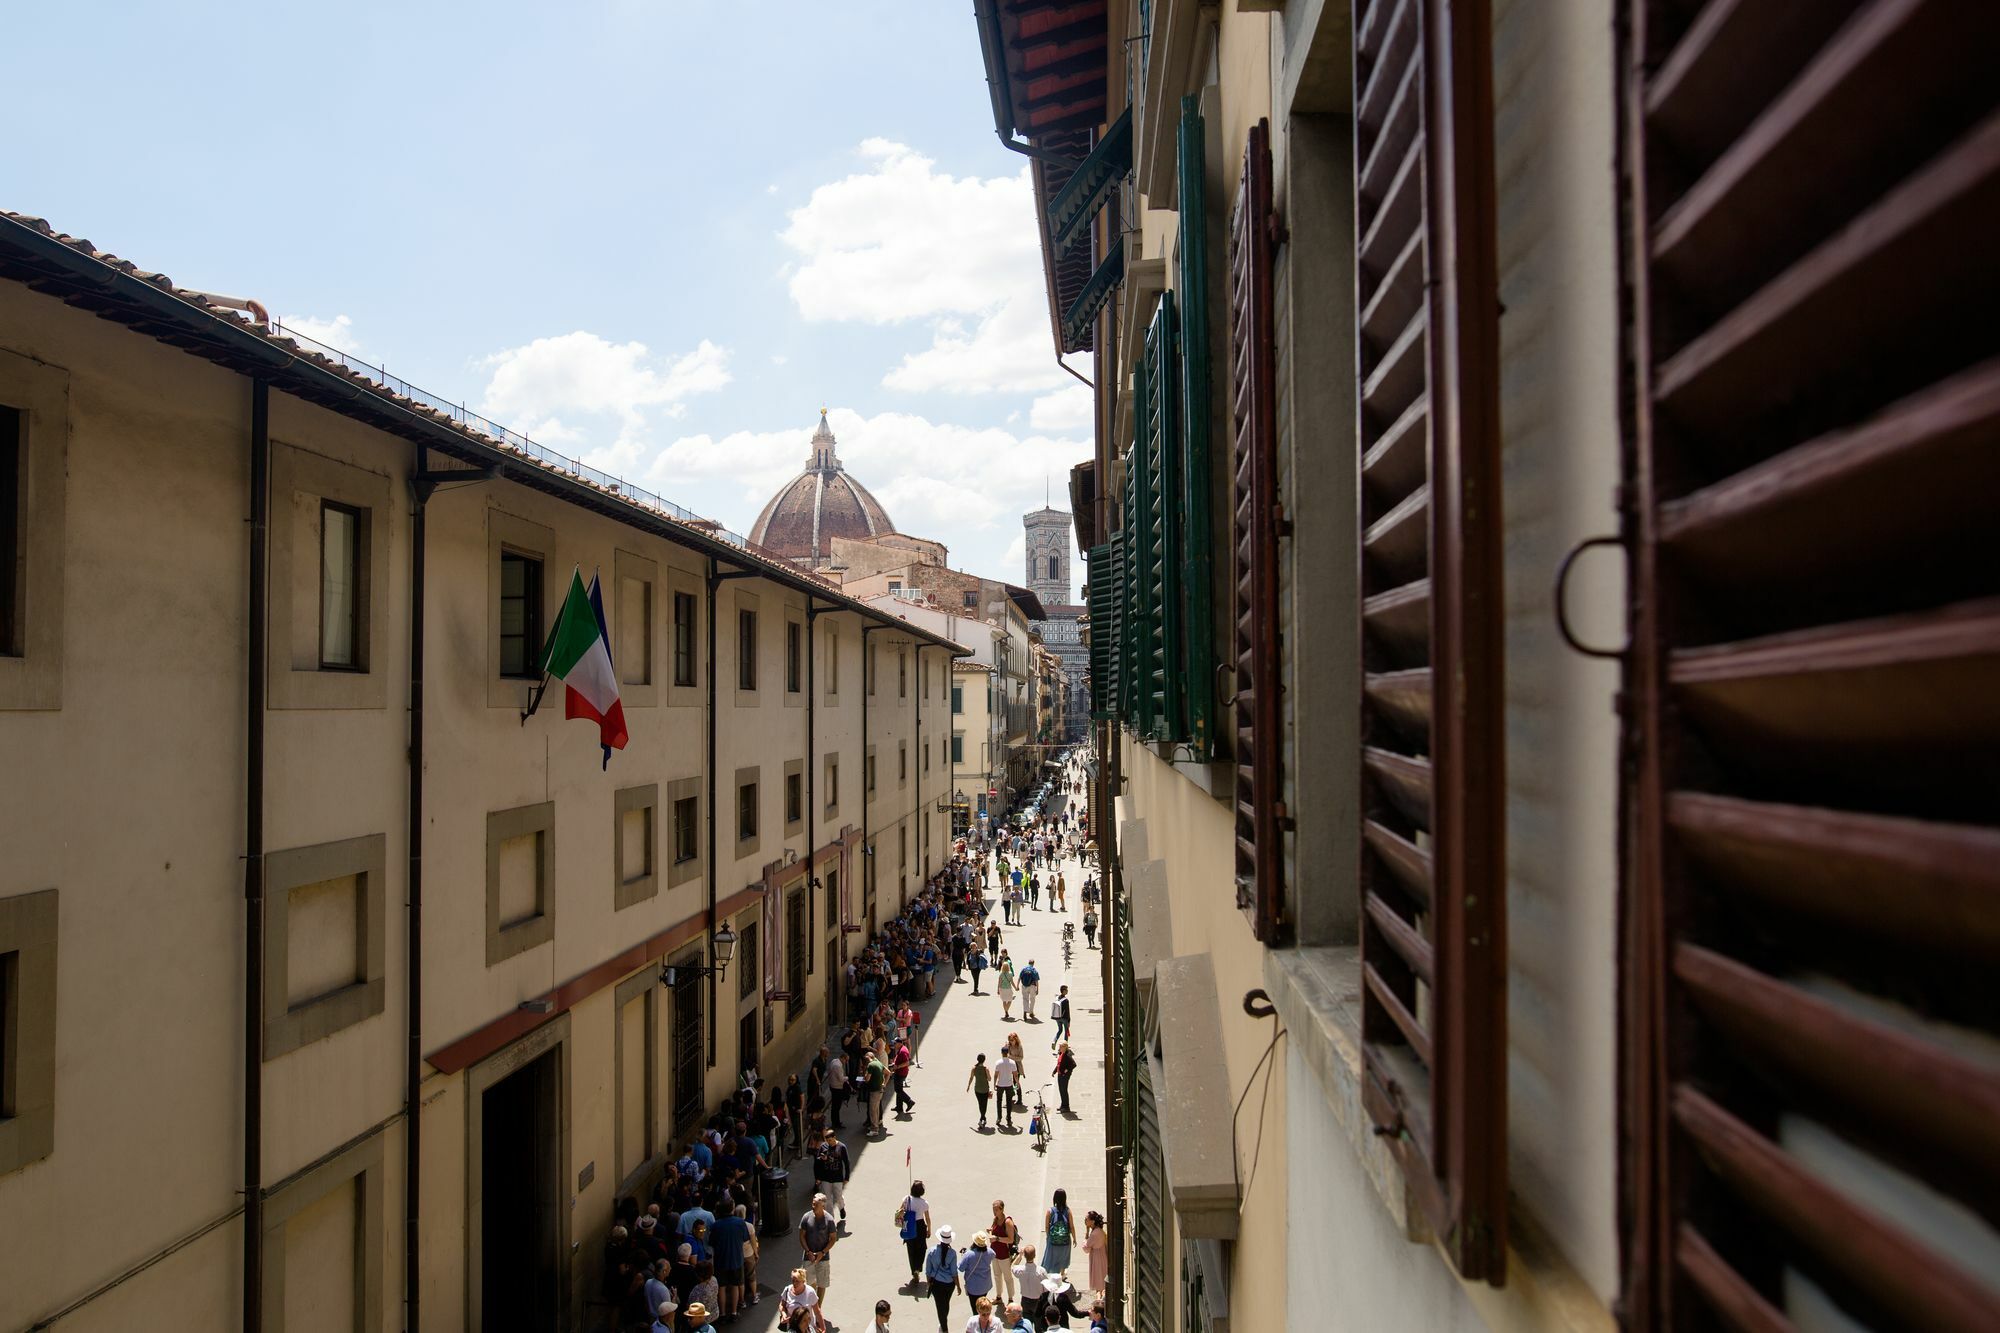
[1228,118,1284,943]
[1352,0,1506,1282]
[1621,4,2000,1330]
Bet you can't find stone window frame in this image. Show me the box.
[0,350,66,711]
[783,607,806,708]
[666,564,703,705]
[865,745,878,798]
[486,509,557,709]
[259,1127,386,1333]
[898,646,908,698]
[464,1015,571,1331]
[899,740,909,789]
[268,442,392,711]
[0,888,57,1176]
[784,758,805,833]
[486,802,556,966]
[613,548,659,708]
[264,834,388,1060]
[734,590,761,703]
[666,778,703,890]
[734,766,761,860]
[613,784,658,912]
[824,621,841,701]
[613,967,661,1194]
[824,754,840,815]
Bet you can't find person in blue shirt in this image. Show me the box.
[958,1231,996,1320]
[710,1204,753,1321]
[924,1224,961,1333]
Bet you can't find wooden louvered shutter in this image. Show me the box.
[1178,94,1216,761]
[1352,0,1506,1281]
[1121,448,1144,726]
[1142,294,1181,740]
[1622,5,2000,1330]
[1228,120,1284,941]
[1088,541,1119,721]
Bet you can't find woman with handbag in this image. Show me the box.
[899,1179,933,1286]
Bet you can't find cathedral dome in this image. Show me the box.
[748,410,895,568]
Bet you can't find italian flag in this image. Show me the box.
[533,569,628,766]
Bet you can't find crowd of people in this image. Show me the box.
[603,749,1107,1333]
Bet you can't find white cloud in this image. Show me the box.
[476,331,730,472]
[1029,384,1093,432]
[781,140,1081,395]
[651,406,1089,583]
[280,313,364,358]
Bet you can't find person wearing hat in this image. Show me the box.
[1043,1274,1086,1328]
[923,1223,962,1333]
[957,1231,995,1321]
[649,1297,678,1333]
[683,1299,716,1333]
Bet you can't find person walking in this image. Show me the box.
[1018,960,1041,1021]
[986,920,1002,959]
[1081,906,1097,951]
[924,1226,962,1333]
[899,1180,933,1287]
[864,1046,890,1134]
[1054,872,1067,912]
[1003,1033,1027,1110]
[968,945,988,996]
[1049,986,1071,1047]
[992,1050,1018,1130]
[1053,1043,1078,1114]
[987,1201,1019,1305]
[892,1038,917,1117]
[1043,1190,1076,1276]
[868,1296,897,1333]
[1028,873,1040,912]
[811,1129,851,1225]
[1012,1243,1050,1328]
[958,1234,997,1321]
[966,1053,993,1129]
[799,1194,841,1304]
[996,954,1017,1021]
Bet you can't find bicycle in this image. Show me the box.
[1062,921,1075,967]
[1028,1084,1054,1153]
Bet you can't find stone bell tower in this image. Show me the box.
[1024,503,1073,606]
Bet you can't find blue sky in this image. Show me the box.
[4,0,1091,592]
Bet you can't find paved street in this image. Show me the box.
[738,789,1105,1331]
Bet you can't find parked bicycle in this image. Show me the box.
[1028,1084,1054,1152]
[1062,920,1075,967]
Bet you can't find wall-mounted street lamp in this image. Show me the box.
[660,921,738,988]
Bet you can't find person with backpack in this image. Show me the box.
[899,1179,933,1287]
[1018,960,1041,1021]
[1042,1190,1075,1275]
[810,1129,851,1225]
[1049,986,1071,1047]
[1081,906,1097,951]
[924,1225,962,1333]
[968,945,989,996]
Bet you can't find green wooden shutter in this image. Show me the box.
[1121,446,1142,728]
[1142,293,1181,740]
[1178,94,1216,761]
[1088,541,1118,721]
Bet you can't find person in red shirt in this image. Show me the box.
[892,1039,916,1117]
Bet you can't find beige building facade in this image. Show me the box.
[977,3,1998,1333]
[0,216,961,1333]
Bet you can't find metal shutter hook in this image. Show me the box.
[1553,534,1628,660]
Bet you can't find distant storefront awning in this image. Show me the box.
[1049,106,1131,258]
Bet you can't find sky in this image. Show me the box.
[3,0,1091,594]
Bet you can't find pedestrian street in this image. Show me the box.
[741,800,1107,1331]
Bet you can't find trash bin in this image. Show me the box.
[760,1169,791,1237]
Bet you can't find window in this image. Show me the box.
[485,803,555,965]
[899,741,907,784]
[670,964,702,1133]
[963,590,977,610]
[867,641,877,695]
[1620,9,2000,1325]
[825,755,839,810]
[786,771,803,827]
[898,648,907,698]
[0,888,57,1176]
[672,591,697,687]
[264,835,388,1058]
[786,891,806,1022]
[614,785,658,911]
[672,792,696,868]
[737,608,758,691]
[952,732,964,764]
[888,579,902,595]
[1048,556,1059,580]
[786,621,802,694]
[618,573,652,688]
[865,751,876,795]
[614,970,657,1189]
[923,741,930,774]
[952,684,964,714]
[499,550,542,679]
[739,923,758,1000]
[825,871,839,933]
[0,406,19,658]
[737,780,758,843]
[317,502,364,671]
[826,623,840,694]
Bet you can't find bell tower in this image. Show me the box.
[1024,504,1073,606]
